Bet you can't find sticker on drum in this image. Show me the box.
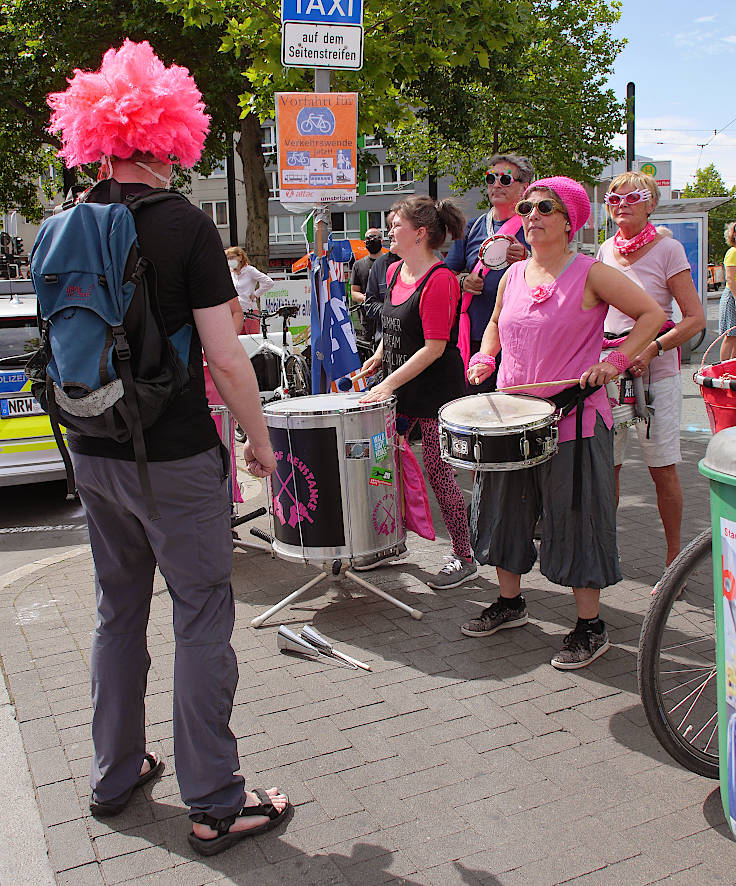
[438,392,559,471]
[478,235,514,271]
[372,431,388,461]
[345,440,370,459]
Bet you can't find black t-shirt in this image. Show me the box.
[67,180,237,461]
[350,254,377,293]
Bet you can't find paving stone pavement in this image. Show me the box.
[3,368,736,885]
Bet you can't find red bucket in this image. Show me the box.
[694,358,736,434]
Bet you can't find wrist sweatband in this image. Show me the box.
[468,353,496,371]
[602,350,631,373]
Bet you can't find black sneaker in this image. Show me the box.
[550,624,610,670]
[461,597,528,637]
[353,543,408,571]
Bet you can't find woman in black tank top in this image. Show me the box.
[358,196,477,590]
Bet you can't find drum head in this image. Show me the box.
[265,392,391,415]
[440,393,555,431]
[478,235,513,271]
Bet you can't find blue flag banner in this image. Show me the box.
[309,237,360,393]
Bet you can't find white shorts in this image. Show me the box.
[613,373,682,468]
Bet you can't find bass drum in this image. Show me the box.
[263,392,405,566]
[439,392,559,471]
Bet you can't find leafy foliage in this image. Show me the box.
[682,164,736,264]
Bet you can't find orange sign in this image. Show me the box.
[276,92,357,204]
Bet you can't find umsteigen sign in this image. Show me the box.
[281,0,363,70]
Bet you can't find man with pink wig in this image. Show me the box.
[46,40,290,855]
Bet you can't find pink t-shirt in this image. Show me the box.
[598,236,691,383]
[497,254,612,443]
[388,262,460,341]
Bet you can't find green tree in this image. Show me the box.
[162,0,531,257]
[386,0,625,196]
[0,1,258,253]
[682,164,736,264]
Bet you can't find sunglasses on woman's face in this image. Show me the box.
[604,188,651,207]
[515,198,563,217]
[485,171,518,186]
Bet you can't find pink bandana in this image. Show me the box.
[614,222,657,256]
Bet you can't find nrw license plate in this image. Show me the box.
[1,396,45,418]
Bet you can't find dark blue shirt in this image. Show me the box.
[445,214,529,340]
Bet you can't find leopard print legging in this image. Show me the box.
[403,415,473,562]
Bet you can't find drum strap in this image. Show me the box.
[549,384,601,511]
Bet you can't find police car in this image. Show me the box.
[0,283,66,486]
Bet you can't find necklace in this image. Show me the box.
[614,222,657,256]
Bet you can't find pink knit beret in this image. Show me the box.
[525,176,591,243]
[47,39,210,168]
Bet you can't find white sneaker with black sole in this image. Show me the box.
[426,556,477,590]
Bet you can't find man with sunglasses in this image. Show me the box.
[445,153,534,391]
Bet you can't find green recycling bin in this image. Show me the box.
[700,427,736,834]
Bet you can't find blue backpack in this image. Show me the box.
[26,183,193,517]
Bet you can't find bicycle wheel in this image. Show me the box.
[284,354,310,397]
[689,328,707,352]
[638,528,718,779]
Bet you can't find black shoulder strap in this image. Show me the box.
[387,261,404,295]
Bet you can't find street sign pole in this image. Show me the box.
[314,69,331,258]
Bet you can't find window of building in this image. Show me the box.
[269,213,308,243]
[365,164,414,193]
[368,211,392,234]
[200,201,229,227]
[268,171,280,199]
[363,134,384,148]
[330,211,361,239]
[199,159,226,179]
[261,125,277,156]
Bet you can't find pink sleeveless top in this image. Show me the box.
[497,254,612,443]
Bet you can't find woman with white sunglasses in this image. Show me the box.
[463,176,664,669]
[599,172,705,574]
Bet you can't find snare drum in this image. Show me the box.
[438,393,559,471]
[264,393,405,565]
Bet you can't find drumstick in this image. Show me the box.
[498,378,582,392]
[336,366,376,391]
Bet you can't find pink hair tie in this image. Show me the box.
[602,350,630,374]
[467,353,496,378]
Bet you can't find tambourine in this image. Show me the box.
[478,235,514,271]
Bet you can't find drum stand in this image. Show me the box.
[249,548,423,628]
[210,404,270,555]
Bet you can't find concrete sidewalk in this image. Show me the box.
[3,369,736,885]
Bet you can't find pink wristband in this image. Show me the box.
[602,350,630,374]
[468,353,496,371]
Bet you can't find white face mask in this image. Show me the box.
[135,160,172,188]
[228,259,239,270]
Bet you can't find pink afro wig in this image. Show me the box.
[47,39,210,168]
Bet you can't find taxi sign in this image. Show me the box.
[281,0,362,25]
[276,92,358,204]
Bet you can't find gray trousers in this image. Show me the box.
[71,447,246,819]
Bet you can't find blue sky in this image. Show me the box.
[608,1,736,190]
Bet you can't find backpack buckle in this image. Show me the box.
[130,257,149,285]
[112,326,131,360]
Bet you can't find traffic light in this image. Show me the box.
[13,237,23,255]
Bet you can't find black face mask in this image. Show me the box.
[365,238,382,255]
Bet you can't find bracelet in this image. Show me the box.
[602,350,631,374]
[654,338,664,355]
[458,273,469,292]
[468,353,496,370]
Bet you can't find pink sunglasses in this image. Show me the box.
[604,189,652,207]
